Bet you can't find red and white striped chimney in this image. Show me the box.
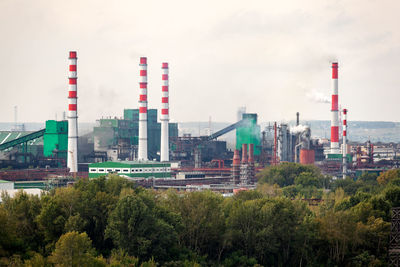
[330,62,340,154]
[342,108,348,178]
[67,51,78,173]
[160,62,169,162]
[138,57,148,161]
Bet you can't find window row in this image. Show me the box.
[90,167,171,174]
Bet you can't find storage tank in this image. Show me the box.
[300,149,315,164]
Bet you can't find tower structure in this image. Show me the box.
[342,108,348,178]
[138,57,148,161]
[67,51,78,173]
[231,149,240,184]
[248,143,255,183]
[330,62,340,154]
[160,62,169,162]
[240,144,249,184]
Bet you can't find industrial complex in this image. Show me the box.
[1,54,400,194]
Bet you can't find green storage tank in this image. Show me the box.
[43,120,68,159]
[236,113,261,155]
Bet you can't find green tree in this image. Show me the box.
[105,192,180,262]
[109,249,139,266]
[0,205,22,257]
[384,185,400,206]
[257,162,323,187]
[49,231,103,267]
[295,172,321,188]
[164,190,226,260]
[317,210,362,263]
[23,253,49,267]
[1,191,44,256]
[226,197,312,266]
[377,169,400,185]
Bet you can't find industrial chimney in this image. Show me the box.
[330,62,340,154]
[160,62,169,162]
[240,144,248,184]
[248,144,255,183]
[138,57,148,161]
[231,149,240,184]
[342,108,348,178]
[67,51,78,173]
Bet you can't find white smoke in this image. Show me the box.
[306,90,331,104]
[290,124,308,134]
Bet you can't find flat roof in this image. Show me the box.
[89,161,171,168]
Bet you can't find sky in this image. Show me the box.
[0,0,400,124]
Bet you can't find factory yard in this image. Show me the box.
[2,0,400,263]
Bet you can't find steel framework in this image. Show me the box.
[390,207,400,266]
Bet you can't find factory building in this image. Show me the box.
[236,113,261,155]
[43,120,68,160]
[0,131,43,166]
[88,161,171,179]
[93,109,178,161]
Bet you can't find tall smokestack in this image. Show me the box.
[296,112,299,126]
[342,108,348,178]
[241,144,248,164]
[67,51,78,173]
[160,62,169,162]
[248,144,254,164]
[330,62,340,154]
[240,144,249,184]
[248,144,255,183]
[231,149,240,184]
[138,57,148,161]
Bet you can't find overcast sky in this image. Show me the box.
[1,0,399,124]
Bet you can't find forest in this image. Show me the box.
[1,163,400,266]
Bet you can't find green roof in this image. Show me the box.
[89,161,171,168]
[0,131,44,147]
[0,180,12,183]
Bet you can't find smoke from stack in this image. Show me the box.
[306,90,331,104]
[330,62,340,154]
[138,57,148,161]
[67,51,78,173]
[290,124,308,134]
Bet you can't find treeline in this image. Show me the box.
[1,163,400,266]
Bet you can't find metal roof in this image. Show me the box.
[89,161,171,168]
[0,131,43,146]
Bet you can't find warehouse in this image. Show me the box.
[88,161,171,179]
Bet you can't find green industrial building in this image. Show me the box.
[43,120,68,159]
[236,113,261,155]
[326,153,352,162]
[88,161,171,179]
[0,120,68,166]
[93,109,178,160]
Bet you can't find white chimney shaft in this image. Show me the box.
[330,62,340,154]
[67,51,78,172]
[138,57,148,161]
[342,108,348,178]
[160,62,169,162]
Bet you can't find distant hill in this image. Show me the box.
[0,122,95,135]
[179,120,400,144]
[1,120,398,145]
